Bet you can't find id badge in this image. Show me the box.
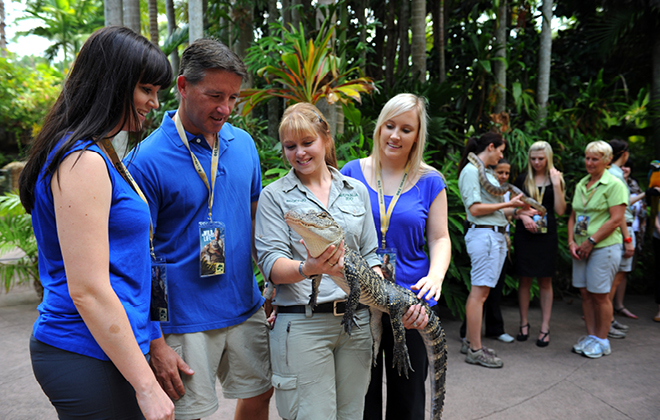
[377,248,397,283]
[199,221,225,277]
[150,257,169,322]
[575,215,590,237]
[533,214,548,234]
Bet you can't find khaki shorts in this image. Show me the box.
[465,228,507,288]
[618,234,635,273]
[165,309,272,420]
[572,243,622,294]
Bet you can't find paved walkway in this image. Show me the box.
[2,284,659,420]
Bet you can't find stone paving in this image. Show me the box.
[2,283,659,420]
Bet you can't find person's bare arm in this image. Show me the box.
[54,151,174,420]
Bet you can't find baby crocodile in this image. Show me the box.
[283,209,447,420]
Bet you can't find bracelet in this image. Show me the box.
[512,208,518,218]
[298,261,308,278]
[588,237,597,246]
[623,236,633,244]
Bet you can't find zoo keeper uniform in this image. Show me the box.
[255,167,380,420]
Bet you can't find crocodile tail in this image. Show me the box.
[420,310,447,420]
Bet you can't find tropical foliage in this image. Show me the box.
[0,193,39,294]
[240,22,374,114]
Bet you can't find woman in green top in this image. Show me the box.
[568,141,628,359]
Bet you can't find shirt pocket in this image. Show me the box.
[337,204,367,245]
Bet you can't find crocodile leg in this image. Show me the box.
[388,301,413,378]
[308,274,322,307]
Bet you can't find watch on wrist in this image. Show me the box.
[588,237,597,246]
[623,236,633,244]
[512,208,518,218]
[298,261,308,278]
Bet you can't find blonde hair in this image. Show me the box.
[585,140,613,163]
[372,93,436,178]
[524,141,565,201]
[278,102,337,169]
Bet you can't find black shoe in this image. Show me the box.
[516,323,530,341]
[536,331,549,347]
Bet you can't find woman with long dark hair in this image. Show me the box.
[19,26,174,419]
[457,133,528,368]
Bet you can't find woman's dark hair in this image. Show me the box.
[19,26,173,213]
[458,132,506,176]
[608,139,629,164]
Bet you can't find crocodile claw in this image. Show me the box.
[393,345,414,379]
[341,313,360,336]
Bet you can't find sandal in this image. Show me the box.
[536,331,550,347]
[516,323,530,342]
[614,307,638,319]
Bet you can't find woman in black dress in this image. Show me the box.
[514,141,566,346]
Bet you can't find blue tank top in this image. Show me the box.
[31,139,156,360]
[341,159,446,305]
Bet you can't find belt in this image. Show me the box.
[277,300,369,316]
[470,224,506,234]
[626,222,633,227]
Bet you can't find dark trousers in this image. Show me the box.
[30,335,144,420]
[363,311,430,420]
[654,237,660,305]
[460,259,508,338]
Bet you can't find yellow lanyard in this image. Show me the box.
[376,161,411,249]
[581,182,599,210]
[174,112,220,221]
[99,138,155,258]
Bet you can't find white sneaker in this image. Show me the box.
[497,333,514,343]
[611,319,629,331]
[572,335,593,355]
[608,325,626,339]
[582,338,607,358]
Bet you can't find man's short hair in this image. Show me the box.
[178,38,247,84]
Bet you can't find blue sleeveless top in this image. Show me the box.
[31,139,157,360]
[341,159,446,305]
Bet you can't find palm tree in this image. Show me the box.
[104,0,122,26]
[189,0,203,42]
[411,0,426,82]
[494,0,507,114]
[123,0,140,33]
[1,0,7,56]
[17,0,103,68]
[537,0,552,122]
[148,0,158,45]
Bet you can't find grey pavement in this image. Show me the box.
[2,283,660,420]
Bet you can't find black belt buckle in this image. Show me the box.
[333,300,346,316]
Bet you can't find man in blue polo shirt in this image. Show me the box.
[125,38,272,420]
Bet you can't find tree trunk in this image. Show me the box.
[291,0,301,30]
[0,0,7,56]
[282,0,292,27]
[149,0,159,45]
[398,0,410,77]
[357,0,367,68]
[537,0,552,122]
[369,0,385,80]
[105,0,123,27]
[232,0,253,87]
[384,0,397,88]
[653,25,660,158]
[494,0,507,114]
[267,0,280,141]
[123,0,141,33]
[165,0,180,76]
[432,0,445,82]
[189,0,204,42]
[411,0,426,82]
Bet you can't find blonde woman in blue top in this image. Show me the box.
[341,93,451,420]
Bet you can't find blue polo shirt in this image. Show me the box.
[125,111,264,334]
